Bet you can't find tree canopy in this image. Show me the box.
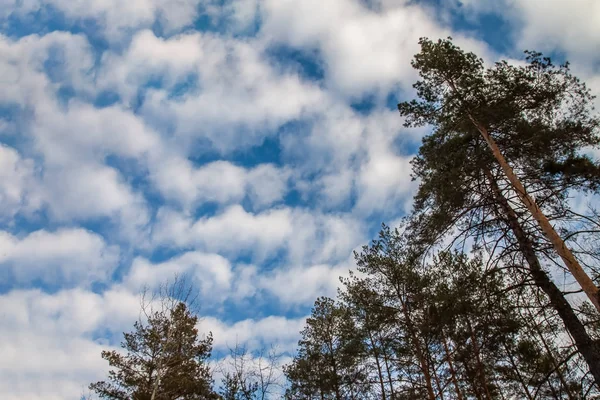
[89,302,218,400]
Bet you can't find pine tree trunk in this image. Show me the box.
[486,169,600,385]
[367,330,387,400]
[327,340,342,400]
[398,298,436,400]
[441,328,464,400]
[526,294,580,399]
[466,317,492,400]
[469,114,600,312]
[380,335,396,400]
[501,340,533,399]
[427,346,445,400]
[461,358,484,400]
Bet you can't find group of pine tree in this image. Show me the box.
[88,38,600,399]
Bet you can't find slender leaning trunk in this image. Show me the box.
[367,330,387,400]
[398,296,436,400]
[441,328,464,400]
[486,169,600,384]
[466,317,492,400]
[468,114,600,312]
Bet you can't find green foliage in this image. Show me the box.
[284,297,368,399]
[89,302,218,400]
[286,226,587,398]
[399,37,600,247]
[220,372,258,400]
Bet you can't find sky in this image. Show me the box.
[0,0,599,398]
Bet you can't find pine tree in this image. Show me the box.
[89,302,218,400]
[398,37,600,384]
[290,225,592,398]
[398,37,600,311]
[284,297,367,400]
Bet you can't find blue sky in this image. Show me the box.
[1,0,599,398]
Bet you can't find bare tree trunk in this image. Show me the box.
[327,338,342,400]
[526,299,578,400]
[462,358,484,400]
[427,344,445,400]
[467,113,600,312]
[380,334,396,400]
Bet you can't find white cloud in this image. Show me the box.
[0,287,304,399]
[124,249,359,308]
[150,158,290,210]
[0,228,119,285]
[282,106,420,215]
[152,205,364,265]
[125,252,234,303]
[259,263,351,305]
[0,32,153,239]
[455,0,600,65]
[199,315,305,352]
[355,114,417,213]
[32,101,159,165]
[258,0,491,97]
[0,145,40,222]
[0,288,140,400]
[100,29,326,152]
[152,205,293,260]
[0,31,95,106]
[40,164,139,218]
[2,0,202,40]
[512,0,599,62]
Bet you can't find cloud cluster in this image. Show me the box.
[0,228,119,286]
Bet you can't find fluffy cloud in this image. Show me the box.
[259,263,352,305]
[0,287,303,399]
[0,145,40,222]
[479,0,599,60]
[125,252,234,302]
[152,205,365,265]
[258,0,492,97]
[282,107,421,214]
[0,288,140,400]
[150,158,290,210]
[199,315,305,352]
[0,32,154,239]
[152,205,294,260]
[2,0,202,40]
[99,29,327,152]
[0,228,119,286]
[31,101,159,165]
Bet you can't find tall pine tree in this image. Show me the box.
[398,37,600,384]
[398,37,600,312]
